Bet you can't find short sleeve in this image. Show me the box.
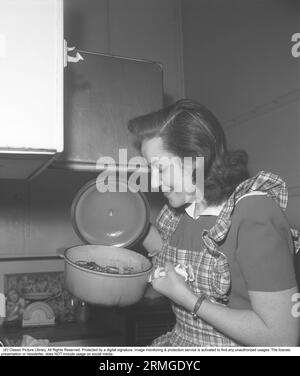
[235,196,297,292]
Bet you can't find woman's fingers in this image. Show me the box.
[148,267,166,282]
[149,262,192,283]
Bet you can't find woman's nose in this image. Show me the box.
[150,169,161,190]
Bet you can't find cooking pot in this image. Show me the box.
[59,177,153,307]
[60,245,152,306]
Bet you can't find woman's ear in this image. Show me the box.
[193,157,205,193]
[195,156,204,171]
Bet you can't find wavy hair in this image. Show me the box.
[128,99,250,205]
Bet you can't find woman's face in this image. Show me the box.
[141,137,202,208]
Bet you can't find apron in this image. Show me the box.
[151,171,300,347]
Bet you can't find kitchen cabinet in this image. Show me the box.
[0,0,64,179]
[108,0,184,104]
[0,0,178,178]
[64,0,184,103]
[55,52,163,171]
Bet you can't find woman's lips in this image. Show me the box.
[163,189,175,198]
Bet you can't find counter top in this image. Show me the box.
[0,321,118,344]
[0,296,174,346]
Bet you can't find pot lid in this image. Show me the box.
[71,177,149,247]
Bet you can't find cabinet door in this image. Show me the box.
[0,0,64,178]
[57,52,163,170]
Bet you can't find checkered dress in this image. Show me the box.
[151,171,300,347]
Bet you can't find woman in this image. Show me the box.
[128,99,299,346]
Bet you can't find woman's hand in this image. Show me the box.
[150,262,197,309]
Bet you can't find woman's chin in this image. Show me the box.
[168,200,179,208]
[166,195,185,208]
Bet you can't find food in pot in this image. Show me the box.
[75,260,136,274]
[63,245,152,306]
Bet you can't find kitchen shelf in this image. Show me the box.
[0,296,175,347]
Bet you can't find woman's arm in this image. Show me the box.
[142,224,163,256]
[194,287,299,346]
[151,263,300,346]
[142,224,164,299]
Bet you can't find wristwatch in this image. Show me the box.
[191,294,207,320]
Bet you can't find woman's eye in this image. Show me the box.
[159,166,169,176]
[151,165,164,174]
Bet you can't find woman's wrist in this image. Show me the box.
[179,288,209,318]
[181,289,199,312]
[191,294,207,319]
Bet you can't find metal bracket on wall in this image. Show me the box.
[64,40,84,67]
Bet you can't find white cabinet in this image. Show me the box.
[0,0,64,179]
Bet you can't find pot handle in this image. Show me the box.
[56,248,67,259]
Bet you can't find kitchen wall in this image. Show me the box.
[0,171,94,257]
[0,169,166,257]
[181,0,300,227]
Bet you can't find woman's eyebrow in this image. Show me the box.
[150,160,165,169]
[151,156,171,165]
[150,159,160,167]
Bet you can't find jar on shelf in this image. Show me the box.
[75,301,89,323]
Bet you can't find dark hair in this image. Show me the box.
[128,99,250,205]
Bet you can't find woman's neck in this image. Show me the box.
[192,198,209,218]
[190,199,225,218]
